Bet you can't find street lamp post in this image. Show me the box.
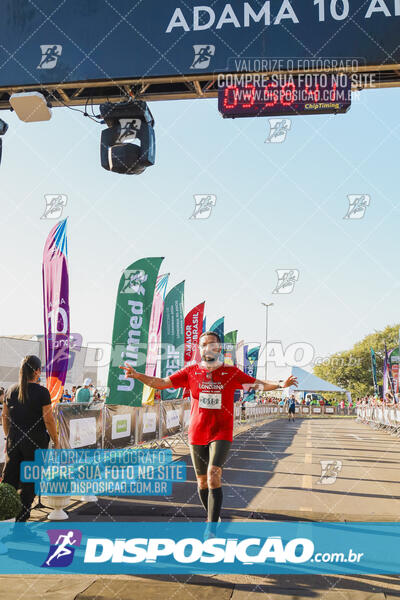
[262,302,274,380]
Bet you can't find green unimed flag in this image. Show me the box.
[161,281,185,401]
[224,330,238,366]
[107,257,164,407]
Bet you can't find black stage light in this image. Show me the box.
[0,118,8,166]
[99,100,155,175]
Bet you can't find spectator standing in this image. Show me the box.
[75,378,92,403]
[62,389,72,402]
[2,355,59,521]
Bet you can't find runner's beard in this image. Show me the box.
[202,353,219,364]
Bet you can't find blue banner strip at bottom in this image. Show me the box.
[0,522,399,575]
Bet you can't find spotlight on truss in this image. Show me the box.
[99,100,155,175]
[0,118,8,165]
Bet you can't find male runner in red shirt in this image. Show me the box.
[121,331,297,526]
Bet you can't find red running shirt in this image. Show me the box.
[169,364,256,444]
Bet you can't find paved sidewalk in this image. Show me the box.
[1,573,400,600]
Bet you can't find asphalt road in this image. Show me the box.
[8,416,400,599]
[55,416,400,523]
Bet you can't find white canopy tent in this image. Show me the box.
[282,366,347,398]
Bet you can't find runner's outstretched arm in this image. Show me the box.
[247,375,298,392]
[119,364,172,390]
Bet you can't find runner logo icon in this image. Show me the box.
[41,194,67,220]
[121,270,148,294]
[42,529,82,568]
[317,460,342,484]
[189,195,216,219]
[37,45,62,69]
[265,119,291,143]
[117,119,142,143]
[344,194,370,219]
[190,45,215,69]
[272,269,299,294]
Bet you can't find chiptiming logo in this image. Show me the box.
[42,529,82,568]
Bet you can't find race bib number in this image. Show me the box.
[198,392,222,410]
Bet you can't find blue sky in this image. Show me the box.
[0,85,399,382]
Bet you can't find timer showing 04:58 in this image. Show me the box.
[218,74,351,118]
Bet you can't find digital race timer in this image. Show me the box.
[218,74,351,118]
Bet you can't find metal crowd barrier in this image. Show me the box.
[54,399,277,451]
[54,400,190,451]
[53,401,358,452]
[356,405,400,436]
[240,404,356,423]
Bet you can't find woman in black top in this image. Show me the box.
[2,355,59,521]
